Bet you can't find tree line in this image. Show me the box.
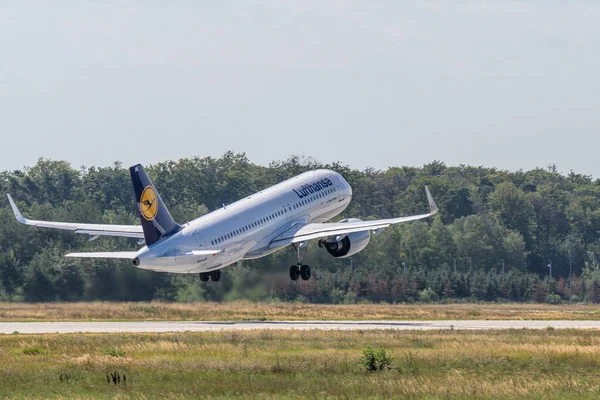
[0,152,599,303]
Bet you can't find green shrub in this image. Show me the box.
[360,345,393,372]
[128,305,157,314]
[343,291,357,304]
[102,347,126,357]
[329,288,346,304]
[397,351,423,376]
[411,337,435,349]
[545,294,562,305]
[22,347,47,355]
[419,287,436,303]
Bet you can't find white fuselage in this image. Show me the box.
[134,169,352,273]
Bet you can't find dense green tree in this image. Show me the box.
[488,182,535,244]
[0,154,599,303]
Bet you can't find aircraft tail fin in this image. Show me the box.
[130,164,181,246]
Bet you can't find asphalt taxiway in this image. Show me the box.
[2,320,600,334]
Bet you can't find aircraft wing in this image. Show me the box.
[7,194,144,239]
[269,186,438,247]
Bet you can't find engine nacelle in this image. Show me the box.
[322,218,371,258]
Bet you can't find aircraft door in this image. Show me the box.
[191,230,210,264]
[337,179,346,202]
[192,230,207,248]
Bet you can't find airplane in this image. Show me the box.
[7,164,438,282]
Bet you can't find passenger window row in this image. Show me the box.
[210,186,337,246]
[211,208,288,246]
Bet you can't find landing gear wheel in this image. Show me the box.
[289,265,300,281]
[300,265,311,281]
[199,272,209,282]
[291,243,310,281]
[210,270,221,282]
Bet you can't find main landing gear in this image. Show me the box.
[289,264,311,281]
[199,270,221,282]
[290,242,311,281]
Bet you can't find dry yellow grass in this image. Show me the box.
[2,329,600,398]
[1,301,600,321]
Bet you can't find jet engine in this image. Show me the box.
[321,218,371,258]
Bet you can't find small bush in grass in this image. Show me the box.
[128,305,157,314]
[294,295,309,304]
[545,294,562,305]
[343,291,357,304]
[360,345,393,372]
[419,287,436,303]
[397,351,423,376]
[22,347,47,355]
[102,347,126,357]
[411,337,435,349]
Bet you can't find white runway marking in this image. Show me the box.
[2,320,600,334]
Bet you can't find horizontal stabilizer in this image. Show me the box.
[65,252,138,259]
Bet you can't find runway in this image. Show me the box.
[2,320,600,334]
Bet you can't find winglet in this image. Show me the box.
[6,194,28,224]
[425,186,438,215]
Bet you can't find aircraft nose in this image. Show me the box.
[337,174,352,197]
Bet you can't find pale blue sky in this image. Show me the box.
[1,1,599,176]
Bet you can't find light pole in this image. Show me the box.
[402,259,406,274]
[548,260,552,278]
[500,259,505,276]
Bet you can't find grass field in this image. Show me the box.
[2,328,600,399]
[2,301,600,322]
